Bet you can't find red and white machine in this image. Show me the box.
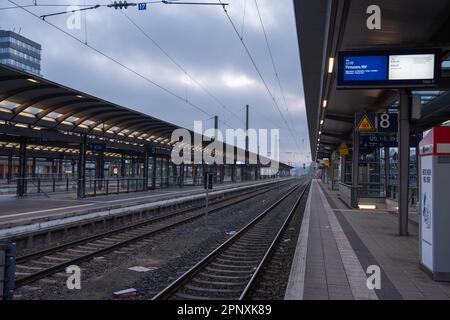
[419,126,450,281]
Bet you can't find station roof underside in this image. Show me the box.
[294,0,450,160]
[0,65,292,169]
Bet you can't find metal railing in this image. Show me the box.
[12,177,78,195]
[85,177,147,196]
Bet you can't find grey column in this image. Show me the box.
[71,160,76,179]
[96,151,105,189]
[166,158,170,188]
[131,158,136,177]
[384,147,389,198]
[179,163,184,187]
[17,139,27,197]
[7,150,13,184]
[120,155,126,177]
[351,132,360,208]
[341,155,346,183]
[143,151,149,191]
[330,153,335,190]
[32,157,36,178]
[399,90,410,236]
[193,164,197,185]
[77,135,87,198]
[152,157,157,189]
[58,157,63,180]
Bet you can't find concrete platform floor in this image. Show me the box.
[285,179,450,300]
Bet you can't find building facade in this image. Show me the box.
[0,30,41,75]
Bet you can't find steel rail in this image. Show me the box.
[14,180,297,288]
[151,182,307,300]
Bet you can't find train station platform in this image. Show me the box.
[285,179,450,300]
[0,178,289,240]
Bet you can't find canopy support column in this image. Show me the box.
[351,132,359,208]
[399,89,411,236]
[16,139,27,197]
[77,135,87,198]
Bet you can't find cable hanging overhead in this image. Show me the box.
[115,5,240,128]
[217,0,302,152]
[7,0,228,130]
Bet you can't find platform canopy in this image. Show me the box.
[294,0,450,160]
[0,64,292,169]
[0,64,182,145]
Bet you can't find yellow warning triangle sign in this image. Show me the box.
[339,142,349,156]
[357,115,375,131]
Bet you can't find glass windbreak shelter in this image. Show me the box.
[356,147,419,205]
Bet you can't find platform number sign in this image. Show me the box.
[138,3,147,10]
[355,112,398,133]
[376,112,398,133]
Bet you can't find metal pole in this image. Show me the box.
[204,167,210,223]
[384,146,389,198]
[58,157,63,180]
[17,139,27,197]
[77,135,87,198]
[351,132,360,208]
[214,115,218,184]
[399,89,410,236]
[245,105,249,181]
[32,157,36,178]
[7,150,12,184]
[152,157,157,189]
[330,152,335,190]
[143,149,149,191]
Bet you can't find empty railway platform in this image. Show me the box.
[285,179,450,300]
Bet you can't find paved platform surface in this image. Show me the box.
[0,179,285,228]
[285,179,450,300]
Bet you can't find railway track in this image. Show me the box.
[13,179,298,288]
[152,182,309,300]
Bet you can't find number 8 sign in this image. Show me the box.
[377,112,398,133]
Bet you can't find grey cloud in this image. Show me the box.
[1,0,310,165]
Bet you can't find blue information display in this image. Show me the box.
[337,49,441,89]
[343,56,387,81]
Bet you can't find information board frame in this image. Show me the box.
[337,48,442,89]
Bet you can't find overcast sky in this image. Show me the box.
[1,0,310,166]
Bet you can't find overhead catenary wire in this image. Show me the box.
[253,0,301,145]
[0,0,224,10]
[18,0,236,130]
[217,0,302,152]
[8,0,231,130]
[115,6,240,127]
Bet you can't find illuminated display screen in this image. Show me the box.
[388,54,435,80]
[343,56,387,81]
[337,49,441,89]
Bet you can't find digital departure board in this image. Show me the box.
[343,55,387,81]
[337,49,441,89]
